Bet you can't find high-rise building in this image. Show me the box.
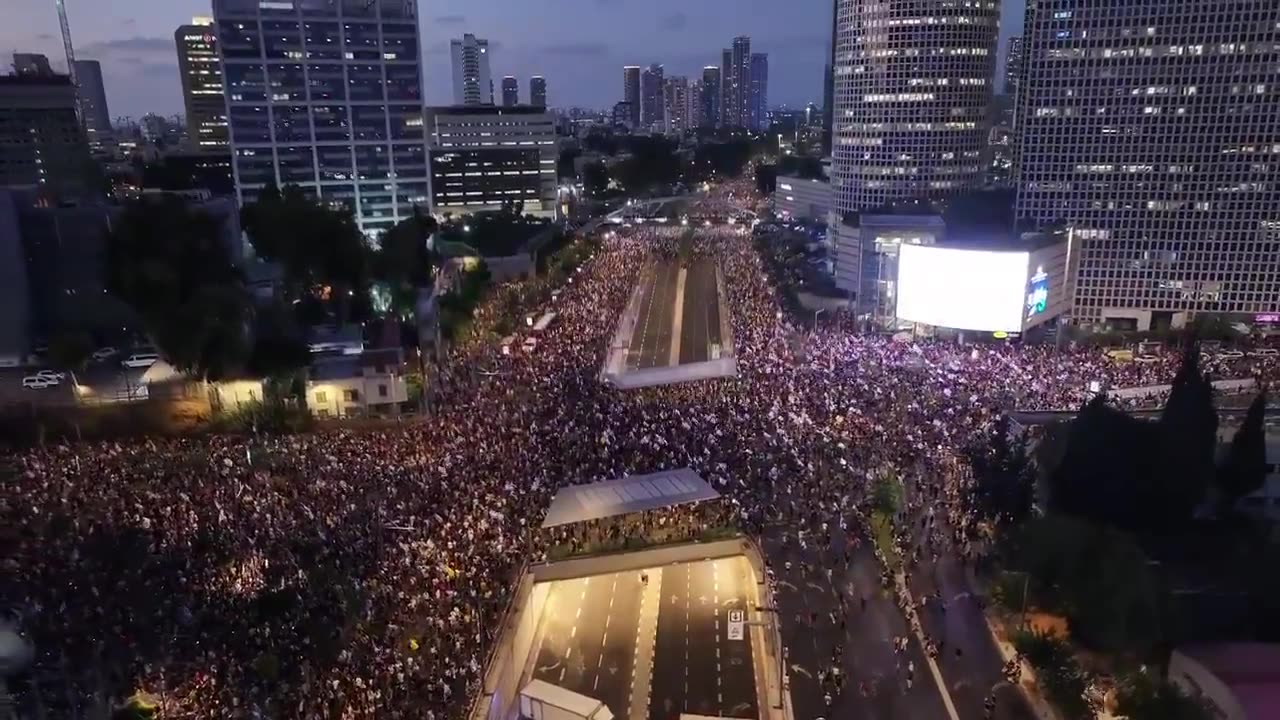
[1003,36,1024,100]
[12,53,55,77]
[623,65,641,127]
[720,49,732,128]
[822,0,837,155]
[71,60,111,150]
[830,0,997,212]
[450,33,493,106]
[501,76,519,107]
[700,66,721,129]
[426,106,558,217]
[0,75,92,200]
[640,64,664,129]
[213,0,430,237]
[719,36,753,129]
[176,17,228,151]
[612,101,634,129]
[663,76,690,134]
[529,76,547,109]
[1015,0,1280,330]
[749,53,768,132]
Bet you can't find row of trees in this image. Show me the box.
[565,131,760,199]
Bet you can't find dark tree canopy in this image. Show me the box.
[373,206,439,319]
[1216,391,1267,508]
[240,185,372,324]
[104,196,250,380]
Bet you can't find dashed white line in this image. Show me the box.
[571,626,577,639]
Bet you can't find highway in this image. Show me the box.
[628,262,680,370]
[649,558,757,720]
[531,571,646,717]
[678,258,723,365]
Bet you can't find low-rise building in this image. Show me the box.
[0,75,93,201]
[307,347,409,419]
[426,106,559,218]
[774,175,831,222]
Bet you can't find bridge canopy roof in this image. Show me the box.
[541,468,720,529]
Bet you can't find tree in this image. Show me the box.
[1216,391,1267,510]
[556,147,581,180]
[240,185,372,324]
[872,467,903,517]
[246,300,310,381]
[1114,670,1215,720]
[755,163,777,195]
[373,206,439,319]
[1157,340,1218,523]
[582,161,611,198]
[47,330,94,377]
[104,196,250,380]
[969,416,1036,530]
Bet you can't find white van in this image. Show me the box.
[121,352,160,369]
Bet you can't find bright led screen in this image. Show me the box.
[895,244,1029,333]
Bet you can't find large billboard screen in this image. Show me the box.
[896,244,1029,333]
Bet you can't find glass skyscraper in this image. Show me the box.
[212,0,429,237]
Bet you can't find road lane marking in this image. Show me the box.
[571,626,576,638]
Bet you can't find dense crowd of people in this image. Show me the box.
[5,181,1275,719]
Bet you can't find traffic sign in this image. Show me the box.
[727,609,744,641]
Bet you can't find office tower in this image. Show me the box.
[501,76,519,106]
[689,80,704,129]
[1015,0,1280,330]
[176,18,229,151]
[426,106,558,217]
[699,66,721,129]
[612,101,634,129]
[749,53,768,132]
[529,76,547,109]
[13,53,55,77]
[72,60,111,149]
[623,66,641,127]
[822,0,837,154]
[213,0,430,238]
[0,74,92,199]
[450,33,493,105]
[663,76,690,134]
[640,64,664,129]
[830,0,997,211]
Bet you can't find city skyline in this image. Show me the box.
[1,0,1027,119]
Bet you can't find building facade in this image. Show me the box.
[425,106,558,217]
[612,101,634,129]
[640,64,664,130]
[501,76,518,107]
[450,33,492,106]
[212,0,430,238]
[0,75,92,200]
[1004,36,1024,101]
[529,76,547,109]
[71,60,112,150]
[722,36,752,129]
[749,53,769,132]
[176,18,229,151]
[663,76,690,134]
[1015,0,1280,331]
[829,0,998,214]
[720,49,732,127]
[774,175,832,222]
[623,65,641,127]
[700,66,721,128]
[12,53,54,77]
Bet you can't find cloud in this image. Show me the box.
[434,14,466,24]
[540,43,609,57]
[658,12,687,31]
[82,36,173,56]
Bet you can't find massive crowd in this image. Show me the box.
[4,184,1276,719]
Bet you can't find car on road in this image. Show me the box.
[1250,348,1279,357]
[121,352,160,369]
[1216,349,1245,360]
[91,346,118,362]
[22,375,56,389]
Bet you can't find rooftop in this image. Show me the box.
[541,468,721,528]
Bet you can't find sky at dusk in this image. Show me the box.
[2,0,1025,121]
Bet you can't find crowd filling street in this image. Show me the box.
[6,182,1280,719]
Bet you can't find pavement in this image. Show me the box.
[626,254,724,372]
[678,258,723,365]
[629,261,680,370]
[526,558,759,720]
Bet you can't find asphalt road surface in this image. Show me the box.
[628,262,679,370]
[677,258,722,365]
[649,558,756,720]
[532,571,646,717]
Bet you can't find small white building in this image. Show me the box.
[307,347,409,419]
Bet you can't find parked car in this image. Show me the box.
[91,346,118,362]
[34,370,67,381]
[1250,347,1279,357]
[22,375,55,389]
[1216,349,1245,360]
[1134,354,1161,365]
[121,352,160,369]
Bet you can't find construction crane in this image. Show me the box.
[55,0,78,87]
